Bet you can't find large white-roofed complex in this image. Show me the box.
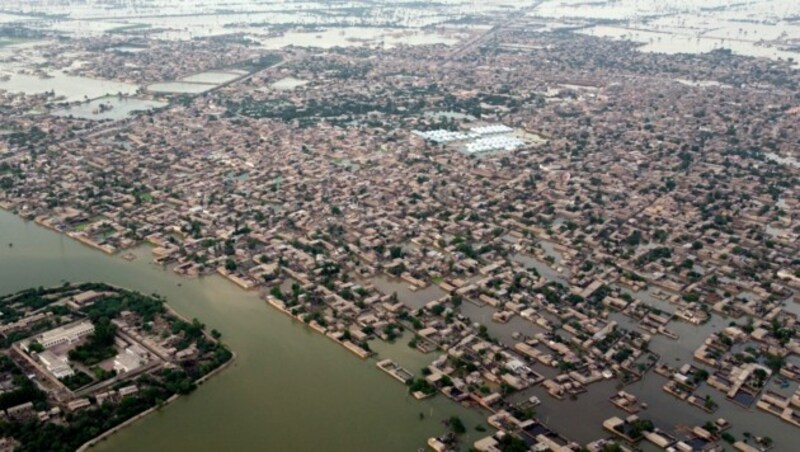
[463,136,526,155]
[412,130,473,143]
[413,123,531,156]
[469,124,514,136]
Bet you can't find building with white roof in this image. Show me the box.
[413,130,473,143]
[463,136,526,155]
[113,344,149,373]
[37,321,95,349]
[414,123,526,155]
[37,351,74,379]
[470,124,514,136]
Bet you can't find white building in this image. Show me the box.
[470,124,514,136]
[463,136,525,155]
[38,351,74,379]
[38,321,95,349]
[413,129,473,143]
[414,123,525,155]
[113,344,148,373]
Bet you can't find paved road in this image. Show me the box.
[446,0,544,61]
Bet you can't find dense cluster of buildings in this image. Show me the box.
[1,9,799,452]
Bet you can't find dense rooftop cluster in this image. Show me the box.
[1,15,800,452]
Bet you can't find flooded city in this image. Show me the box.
[1,1,800,451]
[0,211,488,451]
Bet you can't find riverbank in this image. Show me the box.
[79,344,237,452]
[0,210,488,451]
[6,278,266,452]
[76,394,179,452]
[4,206,800,450]
[0,282,235,451]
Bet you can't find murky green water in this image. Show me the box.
[3,208,798,451]
[0,210,486,451]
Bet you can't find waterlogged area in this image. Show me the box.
[578,25,800,65]
[12,208,781,449]
[492,289,800,446]
[0,0,538,36]
[532,0,800,65]
[271,76,308,90]
[1,0,799,450]
[0,210,486,451]
[257,27,461,50]
[180,70,244,84]
[147,70,246,94]
[51,96,167,120]
[146,82,216,94]
[369,274,446,310]
[0,71,139,102]
[0,0,509,47]
[0,0,479,109]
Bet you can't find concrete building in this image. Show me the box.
[37,321,95,349]
[113,345,148,373]
[37,350,74,379]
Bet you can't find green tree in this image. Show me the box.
[449,416,466,434]
[27,341,44,353]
